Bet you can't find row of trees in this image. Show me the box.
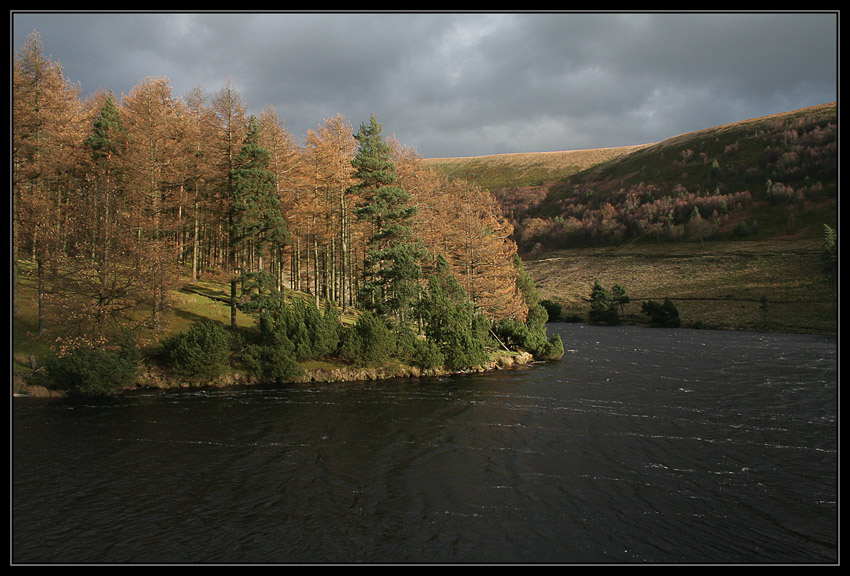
[13,32,532,348]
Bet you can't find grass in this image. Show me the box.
[526,237,836,334]
[423,145,650,190]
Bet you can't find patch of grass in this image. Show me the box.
[525,238,836,334]
[12,262,363,384]
[423,145,650,190]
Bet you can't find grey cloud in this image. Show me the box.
[13,11,837,158]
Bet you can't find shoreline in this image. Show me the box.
[14,350,537,399]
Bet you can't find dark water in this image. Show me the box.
[12,324,838,564]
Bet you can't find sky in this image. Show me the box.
[11,11,839,159]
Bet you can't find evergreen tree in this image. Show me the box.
[821,224,838,310]
[821,224,837,285]
[641,298,681,328]
[588,280,622,325]
[78,93,147,334]
[340,311,395,367]
[349,114,424,320]
[419,255,490,370]
[40,332,141,396]
[229,115,289,327]
[493,256,563,360]
[160,320,232,380]
[612,283,630,321]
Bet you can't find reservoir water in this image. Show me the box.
[12,324,838,564]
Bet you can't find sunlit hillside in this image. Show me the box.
[425,103,838,334]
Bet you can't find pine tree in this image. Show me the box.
[350,114,424,320]
[229,115,289,328]
[418,254,490,370]
[612,283,630,321]
[588,280,621,325]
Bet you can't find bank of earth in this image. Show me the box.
[18,350,536,399]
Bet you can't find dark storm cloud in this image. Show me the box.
[12,11,837,158]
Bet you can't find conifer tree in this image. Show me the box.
[419,254,490,370]
[349,114,424,320]
[229,115,289,328]
[78,93,144,333]
[588,280,621,325]
[13,31,83,330]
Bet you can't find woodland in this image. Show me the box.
[13,32,563,395]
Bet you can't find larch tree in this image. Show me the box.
[120,76,186,330]
[257,106,302,290]
[72,91,147,335]
[302,114,357,308]
[13,30,84,332]
[183,85,220,281]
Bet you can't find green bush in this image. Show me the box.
[41,333,140,396]
[340,311,395,367]
[258,298,340,361]
[412,336,445,371]
[537,334,565,361]
[588,280,624,325]
[160,320,231,379]
[494,318,544,355]
[242,331,301,383]
[493,316,564,361]
[417,255,494,370]
[641,298,681,328]
[441,322,491,370]
[540,299,562,322]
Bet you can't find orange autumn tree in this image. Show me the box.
[392,140,528,322]
[120,76,187,330]
[13,31,85,333]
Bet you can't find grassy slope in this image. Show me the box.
[523,238,836,334]
[423,144,651,190]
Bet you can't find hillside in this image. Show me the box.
[423,144,651,191]
[426,103,838,334]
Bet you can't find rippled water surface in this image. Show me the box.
[13,324,837,564]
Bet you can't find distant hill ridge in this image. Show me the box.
[425,102,837,250]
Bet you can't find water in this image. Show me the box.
[12,324,838,564]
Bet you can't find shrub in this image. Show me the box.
[242,331,301,383]
[494,318,544,356]
[537,334,565,361]
[41,333,141,396]
[588,280,623,325]
[258,298,340,361]
[540,299,563,322]
[412,337,445,371]
[418,254,494,370]
[340,312,395,367]
[441,315,491,370]
[641,298,681,328]
[160,320,231,379]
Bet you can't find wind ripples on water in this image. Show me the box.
[13,324,836,564]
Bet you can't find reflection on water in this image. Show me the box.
[13,325,837,564]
